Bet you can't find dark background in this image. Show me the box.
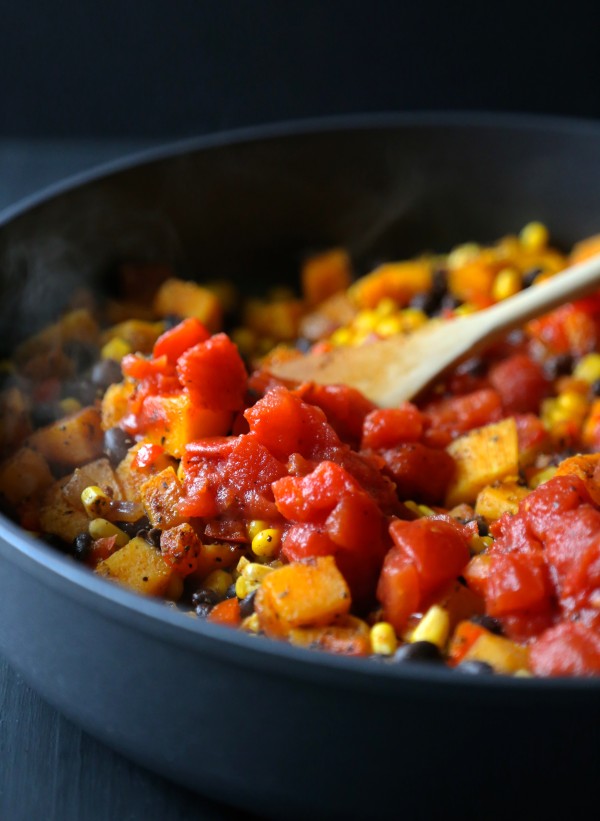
[1,0,599,139]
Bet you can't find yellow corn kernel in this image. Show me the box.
[236,555,251,576]
[353,310,379,333]
[375,316,404,338]
[235,576,250,600]
[453,302,477,316]
[574,353,600,384]
[400,308,428,331]
[447,243,481,269]
[88,518,129,547]
[370,622,398,656]
[329,327,353,347]
[417,504,435,517]
[520,221,549,252]
[59,397,82,415]
[375,297,398,316]
[247,519,270,542]
[410,605,450,649]
[242,613,261,633]
[528,466,557,489]
[203,569,233,597]
[81,485,112,518]
[251,528,282,558]
[557,391,588,414]
[492,268,521,301]
[242,562,274,584]
[469,534,493,554]
[101,337,132,361]
[514,668,533,678]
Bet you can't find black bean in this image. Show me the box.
[120,516,151,538]
[43,533,69,553]
[72,532,92,561]
[456,660,495,675]
[591,379,600,397]
[476,517,489,537]
[103,427,135,465]
[239,589,257,618]
[522,267,542,288]
[63,340,98,372]
[225,582,238,599]
[192,588,219,607]
[163,314,183,330]
[31,402,60,428]
[195,602,213,619]
[470,614,504,635]
[91,358,122,390]
[295,337,312,353]
[393,641,444,664]
[146,527,162,547]
[544,354,573,380]
[61,377,99,405]
[440,293,461,312]
[409,290,440,316]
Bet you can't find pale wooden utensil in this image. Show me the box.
[269,252,600,407]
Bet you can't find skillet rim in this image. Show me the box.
[1,110,600,695]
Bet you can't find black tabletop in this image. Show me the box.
[0,139,254,821]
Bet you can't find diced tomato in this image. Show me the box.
[463,554,492,597]
[207,597,242,627]
[361,404,424,450]
[177,333,247,411]
[245,386,340,462]
[514,413,549,464]
[153,317,210,363]
[520,475,591,543]
[447,620,488,666]
[376,549,421,632]
[527,304,598,356]
[121,353,173,381]
[488,353,549,414]
[422,388,503,447]
[379,443,455,505]
[131,443,166,470]
[530,622,600,676]
[388,517,470,599]
[486,551,552,616]
[273,461,362,523]
[295,383,375,447]
[543,507,600,600]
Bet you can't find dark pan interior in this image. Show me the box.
[1,115,600,819]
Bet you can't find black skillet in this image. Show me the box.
[0,115,598,820]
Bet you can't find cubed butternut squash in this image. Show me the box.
[255,556,351,639]
[475,480,530,522]
[61,458,122,510]
[0,447,54,505]
[27,406,104,469]
[288,615,370,656]
[139,466,186,528]
[445,418,519,507]
[96,535,174,596]
[116,441,177,502]
[39,478,90,543]
[153,278,222,332]
[140,391,231,459]
[554,453,600,506]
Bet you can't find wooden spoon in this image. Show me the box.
[269,252,600,407]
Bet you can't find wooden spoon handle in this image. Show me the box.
[463,252,600,343]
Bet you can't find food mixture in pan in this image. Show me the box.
[2,222,600,677]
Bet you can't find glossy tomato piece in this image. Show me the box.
[177,333,247,411]
[245,386,340,462]
[489,353,549,414]
[153,317,210,363]
[530,622,600,676]
[376,549,421,632]
[296,383,375,447]
[543,506,600,600]
[422,388,503,447]
[273,461,362,523]
[379,443,455,505]
[388,517,470,598]
[361,404,424,450]
[521,475,591,542]
[485,550,552,616]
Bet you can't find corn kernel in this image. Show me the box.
[528,466,557,489]
[236,556,251,575]
[235,576,249,599]
[557,391,588,413]
[81,486,112,518]
[375,297,397,316]
[574,353,600,384]
[375,317,404,337]
[400,308,428,331]
[101,337,132,361]
[203,569,233,597]
[59,397,82,415]
[447,243,480,269]
[242,562,274,584]
[404,501,421,516]
[410,605,450,649]
[453,302,477,316]
[247,519,270,542]
[353,310,379,334]
[242,613,261,633]
[251,528,282,558]
[514,668,533,678]
[88,518,129,547]
[417,504,435,517]
[330,327,353,347]
[370,622,398,655]
[520,221,549,252]
[470,534,493,554]
[492,268,521,301]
